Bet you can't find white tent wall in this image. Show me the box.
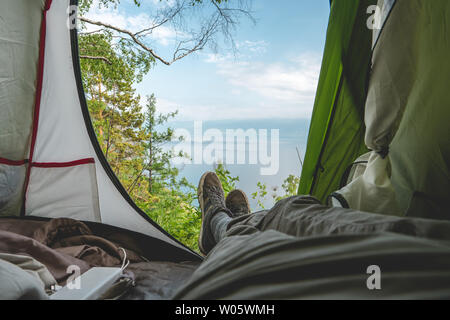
[0,0,44,216]
[0,0,44,162]
[28,0,102,223]
[0,0,196,257]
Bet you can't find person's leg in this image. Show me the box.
[197,172,233,255]
[197,172,254,254]
[211,189,252,243]
[210,211,232,243]
[198,171,450,256]
[226,194,450,241]
[198,173,380,254]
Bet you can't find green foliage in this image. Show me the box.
[141,94,182,193]
[251,181,268,210]
[80,33,148,189]
[276,174,301,202]
[79,33,153,83]
[136,179,202,252]
[214,163,239,197]
[252,174,301,210]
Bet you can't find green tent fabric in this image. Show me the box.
[298,0,375,203]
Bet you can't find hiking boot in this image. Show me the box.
[226,189,251,216]
[197,172,232,255]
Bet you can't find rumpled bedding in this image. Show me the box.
[0,252,57,289]
[0,217,201,300]
[0,257,49,300]
[0,218,143,287]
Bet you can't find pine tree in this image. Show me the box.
[143,94,181,194]
[80,33,149,197]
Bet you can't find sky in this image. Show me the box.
[84,0,330,208]
[140,0,330,121]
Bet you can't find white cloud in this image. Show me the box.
[204,40,269,63]
[152,51,322,121]
[218,53,320,103]
[83,1,180,46]
[204,53,230,63]
[202,51,321,118]
[236,40,269,54]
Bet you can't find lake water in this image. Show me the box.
[167,118,311,210]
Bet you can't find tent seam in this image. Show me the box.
[22,0,53,216]
[0,158,29,166]
[31,158,95,168]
